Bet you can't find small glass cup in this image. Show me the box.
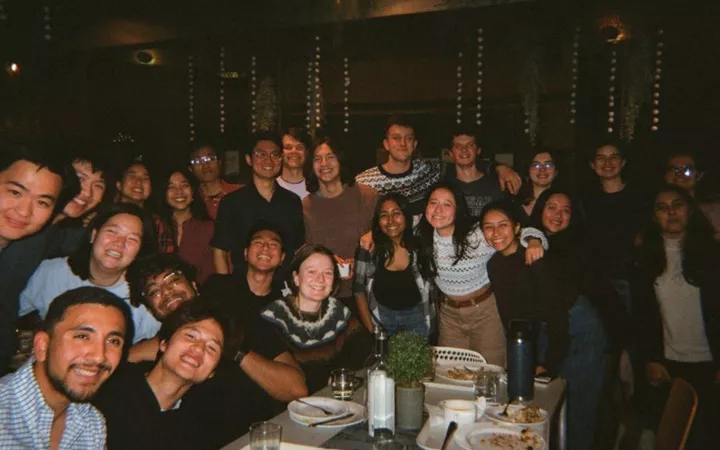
[330,368,358,400]
[249,422,282,450]
[474,370,499,403]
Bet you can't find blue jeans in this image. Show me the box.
[537,297,607,450]
[377,302,428,338]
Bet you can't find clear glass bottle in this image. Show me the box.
[367,327,395,437]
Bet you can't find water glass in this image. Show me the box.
[250,422,282,450]
[330,368,358,400]
[474,371,499,403]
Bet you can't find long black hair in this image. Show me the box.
[636,184,718,284]
[155,167,212,245]
[530,187,584,256]
[68,203,158,281]
[416,182,477,279]
[305,133,355,194]
[371,193,416,268]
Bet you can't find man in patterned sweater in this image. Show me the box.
[355,115,521,219]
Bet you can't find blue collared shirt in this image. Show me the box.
[0,359,107,449]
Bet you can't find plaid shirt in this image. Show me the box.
[153,215,176,254]
[353,246,435,333]
[0,359,106,449]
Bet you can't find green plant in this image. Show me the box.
[388,331,432,387]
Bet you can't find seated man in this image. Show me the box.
[0,287,132,449]
[93,299,238,450]
[127,250,307,402]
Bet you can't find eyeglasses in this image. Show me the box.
[669,165,697,178]
[252,149,283,161]
[144,271,187,300]
[530,161,555,171]
[190,155,218,166]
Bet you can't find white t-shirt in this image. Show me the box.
[276,176,309,200]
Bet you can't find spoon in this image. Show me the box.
[440,421,458,450]
[296,399,335,416]
[498,399,512,417]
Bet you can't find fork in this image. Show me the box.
[297,399,335,416]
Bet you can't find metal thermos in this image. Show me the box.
[506,320,534,401]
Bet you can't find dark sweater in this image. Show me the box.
[487,247,571,375]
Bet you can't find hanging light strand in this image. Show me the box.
[43,5,52,40]
[188,55,195,141]
[456,51,463,124]
[306,60,313,129]
[343,57,350,133]
[476,28,484,126]
[651,29,664,132]
[570,27,580,125]
[219,47,226,134]
[607,49,617,133]
[251,56,257,133]
[314,35,321,129]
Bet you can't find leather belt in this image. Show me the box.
[442,287,493,309]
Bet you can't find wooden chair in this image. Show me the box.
[654,377,698,450]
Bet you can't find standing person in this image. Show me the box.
[277,127,311,200]
[415,183,547,365]
[353,193,431,336]
[303,134,377,316]
[356,116,521,219]
[482,199,606,450]
[211,132,304,278]
[92,299,238,450]
[157,168,215,284]
[631,185,720,449]
[0,287,132,449]
[18,203,161,344]
[188,142,241,220]
[262,244,372,394]
[0,144,70,374]
[444,126,509,218]
[516,149,559,221]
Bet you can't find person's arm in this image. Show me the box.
[531,259,570,375]
[213,248,230,274]
[495,164,522,195]
[128,337,159,362]
[240,351,308,401]
[519,227,548,265]
[353,246,375,331]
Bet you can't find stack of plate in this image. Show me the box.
[287,397,365,428]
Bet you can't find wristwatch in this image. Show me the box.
[233,349,247,364]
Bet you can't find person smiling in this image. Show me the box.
[516,149,559,221]
[156,167,215,284]
[18,203,161,345]
[277,127,312,200]
[261,244,372,393]
[187,142,241,220]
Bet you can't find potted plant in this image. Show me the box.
[388,331,432,430]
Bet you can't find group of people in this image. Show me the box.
[0,115,718,449]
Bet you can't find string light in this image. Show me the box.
[343,57,350,133]
[607,49,617,134]
[43,5,51,41]
[306,60,313,129]
[651,29,664,132]
[251,56,257,133]
[314,35,322,129]
[456,51,463,125]
[476,28,483,126]
[188,55,195,141]
[570,26,580,125]
[219,47,226,134]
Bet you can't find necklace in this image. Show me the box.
[290,297,324,322]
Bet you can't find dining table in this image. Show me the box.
[221,371,567,450]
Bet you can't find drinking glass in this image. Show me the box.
[250,422,282,450]
[330,368,358,400]
[474,371,499,403]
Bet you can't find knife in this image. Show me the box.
[440,421,458,450]
[308,412,354,427]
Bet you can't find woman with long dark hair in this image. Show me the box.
[415,183,547,366]
[353,193,430,336]
[632,185,720,447]
[515,149,559,222]
[156,168,215,284]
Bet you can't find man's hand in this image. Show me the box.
[497,165,522,195]
[525,239,544,265]
[334,255,354,281]
[646,362,671,387]
[359,231,374,252]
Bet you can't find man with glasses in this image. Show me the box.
[211,132,304,279]
[444,126,508,217]
[188,142,241,220]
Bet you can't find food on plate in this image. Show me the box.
[505,405,544,424]
[446,366,477,380]
[476,428,543,450]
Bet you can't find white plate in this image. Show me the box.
[435,364,505,385]
[289,401,366,429]
[485,405,548,427]
[454,423,546,450]
[287,397,349,421]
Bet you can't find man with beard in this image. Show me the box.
[188,142,241,220]
[0,287,131,449]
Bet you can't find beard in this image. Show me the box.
[45,357,110,403]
